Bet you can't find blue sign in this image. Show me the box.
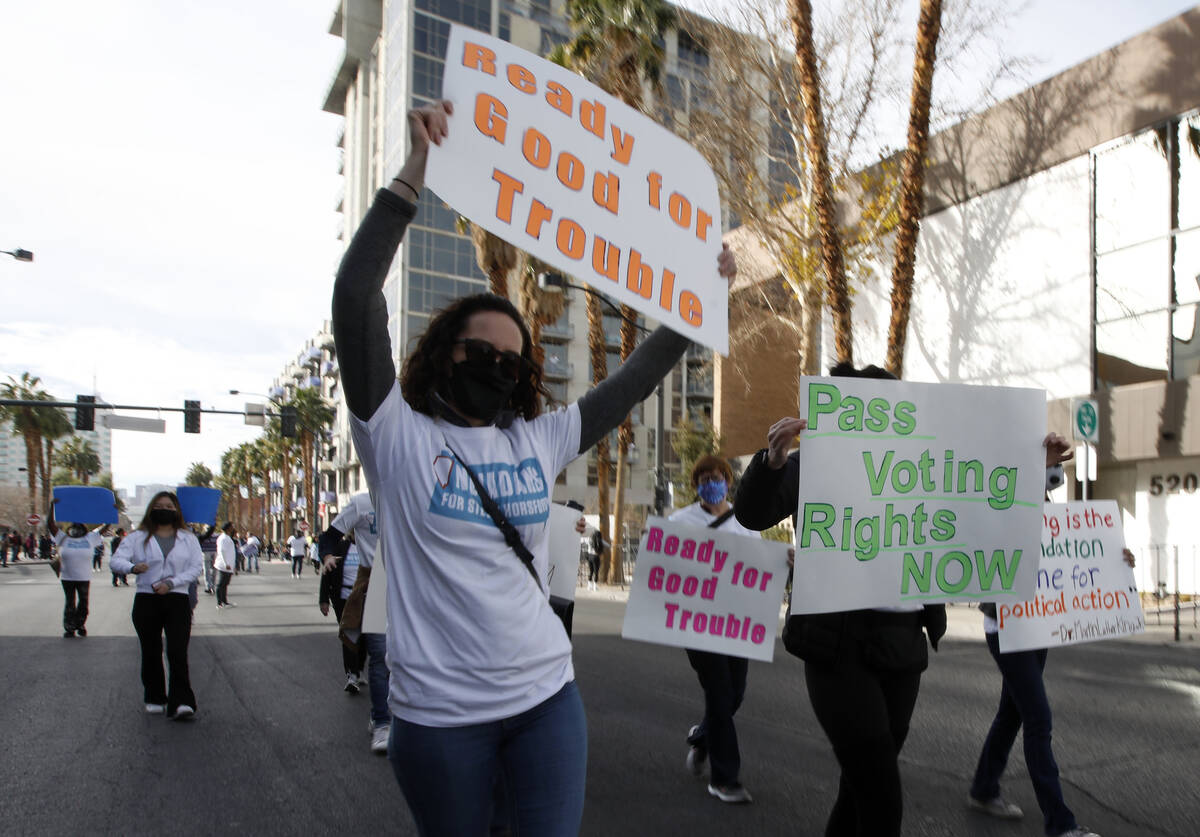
[53,486,119,524]
[176,486,222,526]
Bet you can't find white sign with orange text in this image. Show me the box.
[425,25,728,354]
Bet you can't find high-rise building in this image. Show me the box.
[0,415,113,490]
[319,0,739,529]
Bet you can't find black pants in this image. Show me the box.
[586,554,600,582]
[685,649,748,786]
[805,653,922,837]
[216,570,232,605]
[291,556,305,576]
[330,597,366,675]
[61,580,90,632]
[131,592,196,713]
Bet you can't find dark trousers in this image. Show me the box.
[216,570,232,606]
[805,656,922,837]
[291,556,304,576]
[61,580,90,632]
[330,597,366,675]
[112,571,128,586]
[131,592,196,713]
[586,554,600,582]
[971,632,1077,835]
[685,649,748,786]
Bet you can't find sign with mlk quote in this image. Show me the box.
[791,377,1047,614]
[998,501,1144,651]
[425,26,728,354]
[622,518,791,662]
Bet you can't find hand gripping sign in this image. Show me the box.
[997,501,1144,651]
[622,517,791,662]
[426,25,728,355]
[791,377,1047,614]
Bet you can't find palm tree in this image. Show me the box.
[53,436,101,484]
[789,0,854,366]
[556,0,674,583]
[246,438,271,538]
[471,223,520,297]
[519,257,568,370]
[185,462,214,487]
[290,387,336,532]
[0,372,51,513]
[585,291,613,556]
[38,406,74,512]
[884,0,943,377]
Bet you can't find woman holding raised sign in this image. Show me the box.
[332,100,736,835]
[733,363,946,837]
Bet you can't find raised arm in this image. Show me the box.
[333,102,452,422]
[733,417,807,530]
[576,245,736,453]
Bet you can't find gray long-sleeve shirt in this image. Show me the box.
[331,188,693,453]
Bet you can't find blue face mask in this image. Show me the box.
[697,479,727,505]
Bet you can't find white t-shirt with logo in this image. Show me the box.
[350,381,581,727]
[329,493,378,569]
[55,530,104,582]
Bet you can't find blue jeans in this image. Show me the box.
[388,680,587,836]
[971,632,1077,836]
[364,632,390,727]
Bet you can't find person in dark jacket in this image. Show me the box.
[733,362,946,837]
[317,530,366,694]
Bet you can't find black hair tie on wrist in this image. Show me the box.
[392,177,419,199]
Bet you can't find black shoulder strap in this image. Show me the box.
[708,509,736,529]
[445,444,543,592]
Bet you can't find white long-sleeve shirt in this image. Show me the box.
[110,530,203,595]
[215,532,237,572]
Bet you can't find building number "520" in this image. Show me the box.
[1149,473,1199,495]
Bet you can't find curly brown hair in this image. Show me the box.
[400,294,549,420]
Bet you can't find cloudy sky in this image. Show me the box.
[1,0,1195,496]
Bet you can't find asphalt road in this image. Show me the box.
[1,559,1197,836]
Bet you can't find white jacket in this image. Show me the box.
[110,529,204,595]
[215,532,237,572]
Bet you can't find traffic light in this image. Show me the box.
[184,400,201,434]
[75,395,95,431]
[280,405,297,438]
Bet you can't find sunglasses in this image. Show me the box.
[455,338,530,381]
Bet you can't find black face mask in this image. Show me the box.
[448,360,517,424]
[150,508,178,526]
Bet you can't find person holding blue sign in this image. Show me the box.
[733,363,946,837]
[110,491,203,719]
[47,501,110,637]
[332,100,737,835]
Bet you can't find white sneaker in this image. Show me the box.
[344,673,360,695]
[707,783,752,803]
[371,724,390,754]
[1057,829,1101,837]
[172,705,195,720]
[145,703,167,715]
[967,793,1023,819]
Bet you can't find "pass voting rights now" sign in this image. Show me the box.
[791,377,1047,614]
